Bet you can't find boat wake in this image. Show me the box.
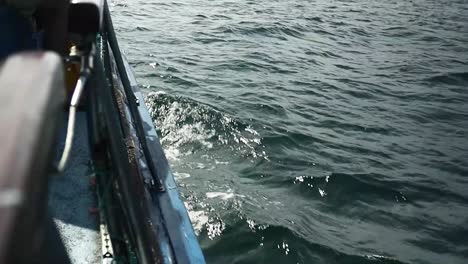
[145,91,265,240]
[145,91,267,161]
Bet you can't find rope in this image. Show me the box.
[57,106,76,171]
[57,73,88,172]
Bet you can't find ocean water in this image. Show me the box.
[110,0,468,263]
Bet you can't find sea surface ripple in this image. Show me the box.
[110,0,468,263]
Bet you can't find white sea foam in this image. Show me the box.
[173,172,191,179]
[206,191,235,200]
[186,208,209,235]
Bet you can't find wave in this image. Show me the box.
[145,92,267,160]
[214,21,308,39]
[202,220,408,264]
[424,72,468,86]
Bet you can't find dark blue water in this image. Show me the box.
[111,0,468,263]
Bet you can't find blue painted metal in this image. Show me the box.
[123,59,206,264]
[120,61,175,264]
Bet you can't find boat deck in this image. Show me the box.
[48,112,100,264]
